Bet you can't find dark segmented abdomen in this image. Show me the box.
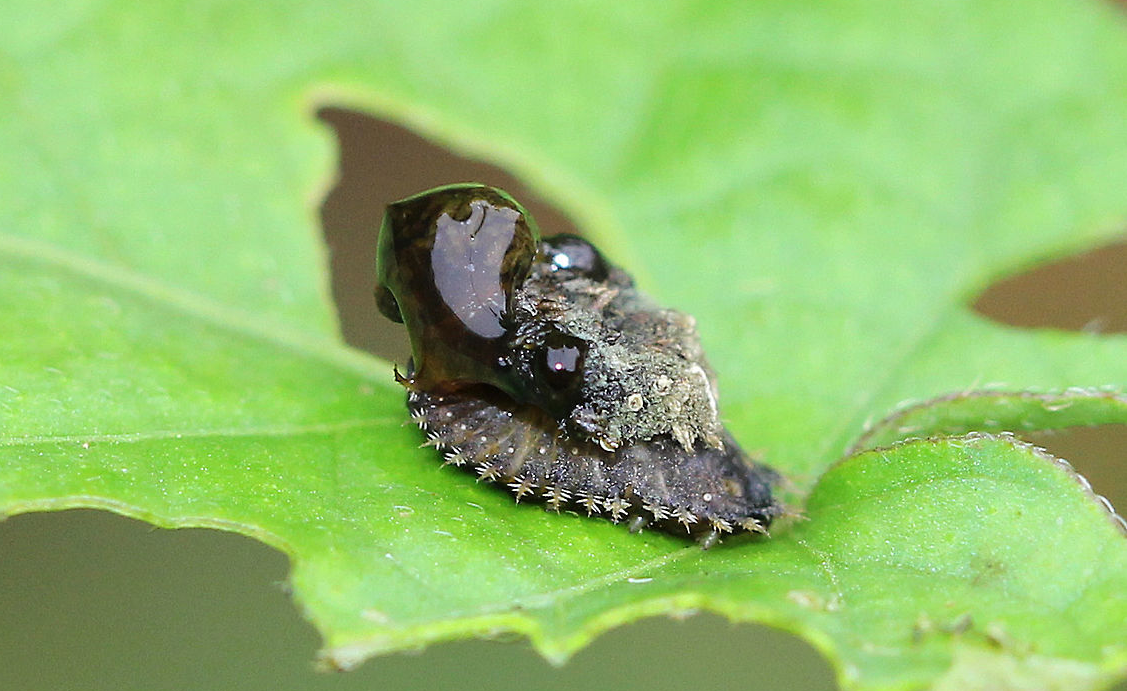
[408,385,781,540]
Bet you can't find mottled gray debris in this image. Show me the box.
[513,257,725,452]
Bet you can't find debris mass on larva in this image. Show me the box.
[375,183,781,546]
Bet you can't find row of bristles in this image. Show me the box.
[409,404,769,547]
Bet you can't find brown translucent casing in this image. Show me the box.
[376,183,540,394]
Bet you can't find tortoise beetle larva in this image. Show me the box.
[376,184,781,546]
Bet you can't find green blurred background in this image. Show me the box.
[1,109,1123,691]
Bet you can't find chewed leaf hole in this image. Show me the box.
[316,107,579,363]
[974,237,1127,334]
[1026,425,1127,528]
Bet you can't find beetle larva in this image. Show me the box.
[376,184,781,546]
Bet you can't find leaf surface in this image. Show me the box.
[3,1,1127,688]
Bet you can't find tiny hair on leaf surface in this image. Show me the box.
[3,1,1127,690]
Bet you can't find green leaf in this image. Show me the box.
[851,389,1127,454]
[3,1,1127,689]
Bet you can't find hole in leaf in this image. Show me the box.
[969,237,1127,528]
[317,108,579,364]
[0,510,836,690]
[973,237,1127,333]
[1026,425,1127,523]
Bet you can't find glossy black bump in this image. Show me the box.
[542,234,610,282]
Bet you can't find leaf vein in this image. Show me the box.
[0,232,393,383]
[0,418,397,447]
